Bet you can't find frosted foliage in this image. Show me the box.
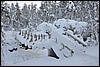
[1,1,99,66]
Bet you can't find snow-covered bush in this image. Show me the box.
[53,19,87,35]
[37,22,52,33]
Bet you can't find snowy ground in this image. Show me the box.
[4,31,99,66]
[3,19,99,66]
[5,45,99,66]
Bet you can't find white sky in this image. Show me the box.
[5,1,42,9]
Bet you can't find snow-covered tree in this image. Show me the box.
[59,1,67,19]
[1,2,11,31]
[1,1,6,65]
[29,3,38,28]
[21,3,30,28]
[13,2,22,31]
[9,3,16,30]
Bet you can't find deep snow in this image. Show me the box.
[5,45,99,66]
[3,19,99,66]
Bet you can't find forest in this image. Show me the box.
[1,1,99,66]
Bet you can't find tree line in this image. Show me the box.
[1,1,99,31]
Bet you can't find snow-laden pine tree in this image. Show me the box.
[21,3,30,28]
[44,1,56,23]
[1,2,11,31]
[29,3,38,28]
[65,1,76,20]
[81,1,99,46]
[59,1,68,19]
[13,2,22,31]
[1,1,6,65]
[39,1,48,22]
[9,3,16,30]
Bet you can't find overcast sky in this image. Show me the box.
[5,1,42,9]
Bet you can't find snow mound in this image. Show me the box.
[37,22,52,33]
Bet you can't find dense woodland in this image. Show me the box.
[1,1,99,66]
